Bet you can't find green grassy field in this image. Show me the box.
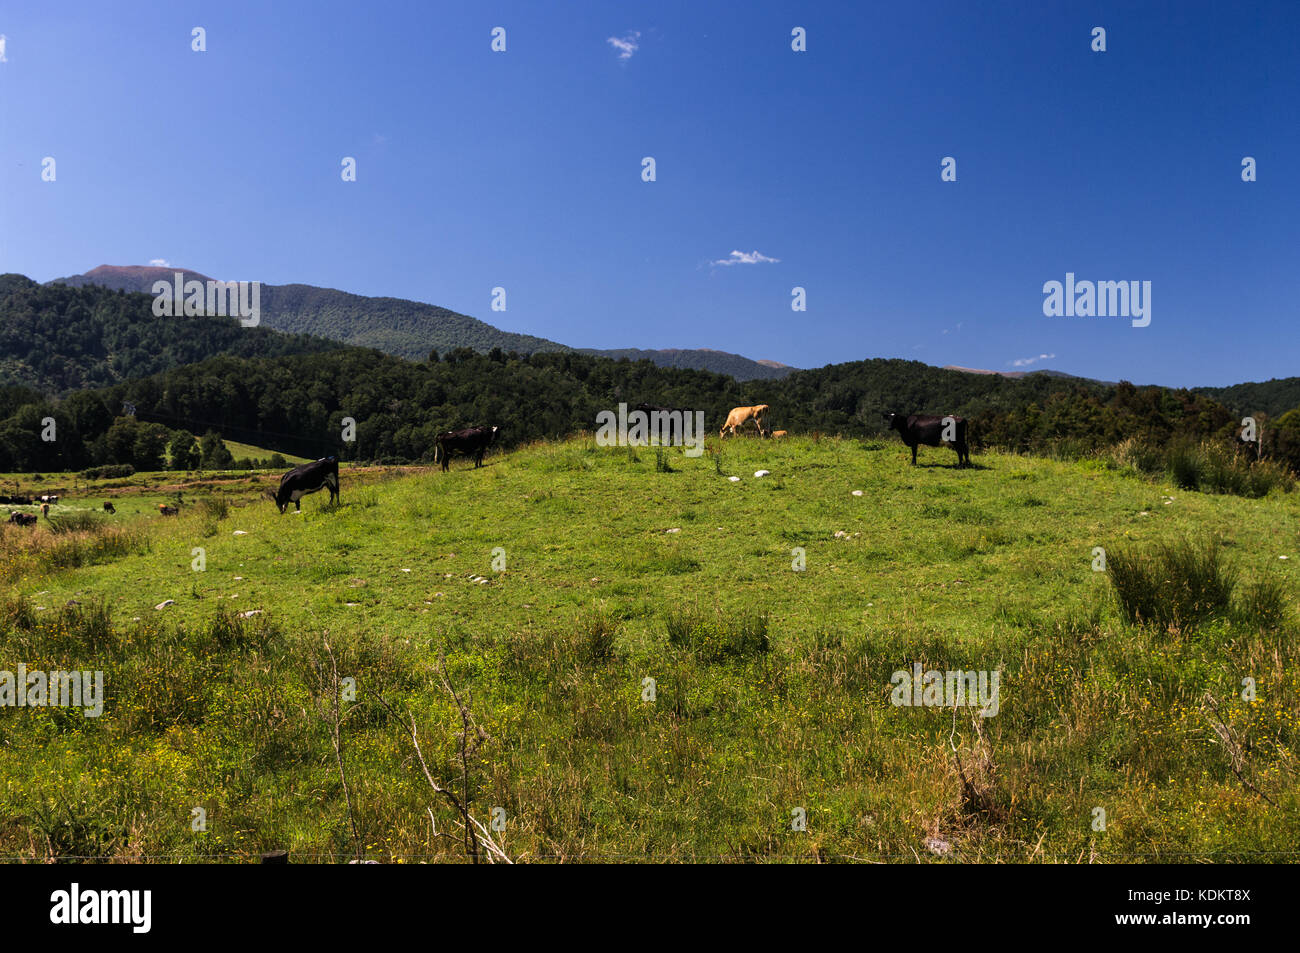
[222,441,309,465]
[1,435,1297,862]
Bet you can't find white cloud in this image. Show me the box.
[0,35,8,63]
[1012,352,1056,368]
[712,249,780,267]
[148,258,172,268]
[607,31,641,60]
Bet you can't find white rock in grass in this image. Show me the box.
[728,476,741,482]
[154,600,175,610]
[1280,555,1289,560]
[233,530,248,536]
[238,609,263,619]
[754,470,770,478]
[665,527,681,533]
[852,490,864,497]
[924,836,952,856]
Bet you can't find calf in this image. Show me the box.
[103,502,116,514]
[157,504,179,516]
[267,456,340,513]
[7,512,37,527]
[435,426,500,472]
[885,413,971,467]
[770,430,788,439]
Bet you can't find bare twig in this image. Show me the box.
[373,652,512,864]
[1203,692,1276,806]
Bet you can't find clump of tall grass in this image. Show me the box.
[665,606,769,662]
[197,496,229,520]
[1106,537,1236,632]
[1103,438,1293,498]
[1234,575,1290,632]
[1108,435,1166,475]
[0,519,148,579]
[578,605,619,663]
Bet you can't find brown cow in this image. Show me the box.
[720,404,769,438]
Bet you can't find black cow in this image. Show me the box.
[267,456,340,513]
[8,512,37,527]
[885,413,971,467]
[435,426,500,472]
[102,502,116,514]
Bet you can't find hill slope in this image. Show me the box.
[50,265,795,380]
[0,273,340,394]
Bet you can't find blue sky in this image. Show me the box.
[2,1,1297,387]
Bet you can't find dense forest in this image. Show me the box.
[0,274,339,393]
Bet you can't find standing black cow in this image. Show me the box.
[267,456,340,513]
[435,426,500,472]
[885,413,971,467]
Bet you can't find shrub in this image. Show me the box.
[80,464,135,480]
[1106,537,1236,632]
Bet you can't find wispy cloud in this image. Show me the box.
[607,31,641,61]
[0,35,8,64]
[712,249,780,267]
[1012,352,1056,367]
[148,258,172,268]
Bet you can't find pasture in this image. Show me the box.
[1,435,1297,862]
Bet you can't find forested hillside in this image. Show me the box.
[50,266,796,380]
[0,274,339,393]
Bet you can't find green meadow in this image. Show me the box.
[1,435,1297,862]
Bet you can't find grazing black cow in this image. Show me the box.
[267,456,340,513]
[885,412,971,467]
[8,512,37,527]
[435,426,500,472]
[103,501,116,514]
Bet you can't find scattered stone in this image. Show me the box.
[924,836,952,857]
[238,610,263,619]
[728,476,741,482]
[401,568,412,573]
[233,530,248,536]
[155,600,175,610]
[754,470,771,478]
[345,602,361,607]
[665,527,681,533]
[852,490,864,497]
